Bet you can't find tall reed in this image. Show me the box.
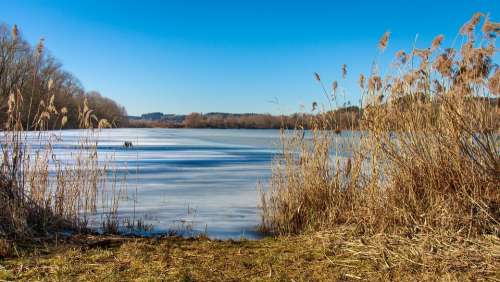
[0,32,122,239]
[261,13,500,236]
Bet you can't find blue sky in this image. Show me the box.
[1,1,499,115]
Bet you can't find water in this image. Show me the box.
[53,128,283,239]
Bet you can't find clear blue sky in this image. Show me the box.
[1,1,498,115]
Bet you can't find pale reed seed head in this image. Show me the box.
[342,64,347,79]
[461,41,474,61]
[11,25,18,41]
[482,16,500,37]
[7,93,15,113]
[395,50,408,64]
[98,119,111,129]
[47,79,54,91]
[359,74,365,89]
[413,48,431,62]
[434,53,453,77]
[431,35,444,51]
[374,76,382,91]
[483,44,495,57]
[368,76,382,93]
[391,79,404,97]
[83,98,89,113]
[48,95,57,114]
[39,111,50,121]
[36,38,45,56]
[460,12,483,35]
[414,48,432,70]
[456,45,493,83]
[378,31,390,52]
[61,116,68,127]
[332,81,338,92]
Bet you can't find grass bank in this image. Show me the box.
[1,227,498,281]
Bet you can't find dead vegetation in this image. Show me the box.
[261,13,500,237]
[0,227,498,281]
[0,25,128,241]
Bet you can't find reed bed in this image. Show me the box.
[0,30,127,240]
[261,13,500,237]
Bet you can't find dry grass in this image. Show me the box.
[0,227,498,281]
[0,77,125,240]
[261,13,500,237]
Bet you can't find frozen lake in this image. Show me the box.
[54,128,282,239]
[16,128,357,239]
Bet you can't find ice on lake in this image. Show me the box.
[53,128,282,239]
[15,128,357,239]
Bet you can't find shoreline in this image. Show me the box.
[2,226,498,281]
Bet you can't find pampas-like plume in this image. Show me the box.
[379,31,390,52]
[11,25,18,41]
[434,53,453,77]
[98,119,111,129]
[36,38,45,56]
[7,93,15,114]
[460,13,483,35]
[395,50,408,64]
[368,76,382,93]
[482,16,500,37]
[431,35,444,51]
[359,74,365,89]
[47,79,54,91]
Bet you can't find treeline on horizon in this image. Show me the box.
[128,106,362,130]
[0,23,128,129]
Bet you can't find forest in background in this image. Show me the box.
[128,106,362,130]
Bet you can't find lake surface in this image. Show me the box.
[22,128,357,239]
[55,128,283,239]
